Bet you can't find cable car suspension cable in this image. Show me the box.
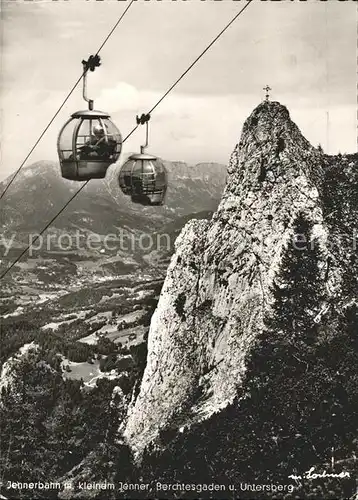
[122,0,253,143]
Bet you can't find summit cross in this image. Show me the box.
[263,85,272,101]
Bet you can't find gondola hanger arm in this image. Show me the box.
[136,113,151,153]
[81,55,101,110]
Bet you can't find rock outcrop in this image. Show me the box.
[124,101,353,452]
[0,343,40,403]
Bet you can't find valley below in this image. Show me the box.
[0,158,222,395]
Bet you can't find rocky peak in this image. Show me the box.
[124,101,342,453]
[227,100,322,194]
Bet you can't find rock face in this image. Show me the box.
[124,101,350,451]
[0,343,40,402]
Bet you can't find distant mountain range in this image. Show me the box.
[0,159,226,238]
[0,158,225,282]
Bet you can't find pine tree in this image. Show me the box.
[232,213,327,478]
[266,212,324,345]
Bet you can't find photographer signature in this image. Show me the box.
[288,467,350,485]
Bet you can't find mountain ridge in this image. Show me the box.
[0,159,226,236]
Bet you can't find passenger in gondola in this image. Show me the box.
[79,125,117,160]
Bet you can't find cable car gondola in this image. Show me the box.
[118,114,168,206]
[57,56,122,181]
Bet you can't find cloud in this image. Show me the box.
[97,81,357,160]
[97,82,143,113]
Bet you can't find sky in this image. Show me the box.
[1,0,357,181]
